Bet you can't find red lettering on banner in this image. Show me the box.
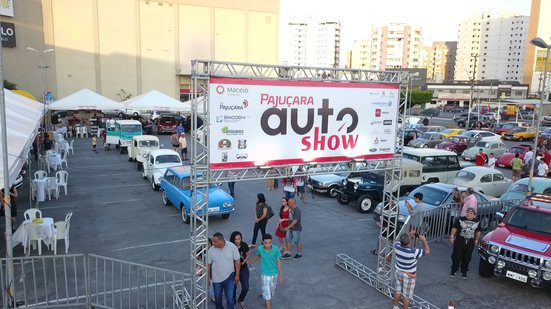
[260,93,315,107]
[301,127,358,151]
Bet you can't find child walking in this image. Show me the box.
[92,134,97,153]
[248,234,282,309]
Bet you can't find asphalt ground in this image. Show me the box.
[3,131,550,309]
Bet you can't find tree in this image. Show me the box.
[116,89,132,101]
[3,80,17,90]
[400,90,433,106]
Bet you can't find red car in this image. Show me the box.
[157,115,176,134]
[495,144,531,168]
[436,135,470,154]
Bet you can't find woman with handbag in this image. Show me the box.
[250,193,269,248]
[275,197,290,253]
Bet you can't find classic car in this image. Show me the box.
[160,166,235,223]
[398,129,425,146]
[307,173,348,198]
[440,128,465,139]
[462,141,507,161]
[452,166,513,197]
[143,149,182,191]
[502,127,537,141]
[128,135,160,170]
[417,125,445,133]
[407,132,446,148]
[541,116,551,127]
[157,114,177,134]
[495,144,532,168]
[436,135,470,155]
[460,130,503,144]
[419,108,440,117]
[500,177,551,205]
[493,122,527,135]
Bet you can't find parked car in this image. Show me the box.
[128,135,160,170]
[441,128,465,139]
[541,115,551,127]
[493,122,528,135]
[373,183,495,231]
[478,194,551,287]
[436,135,470,155]
[143,149,182,191]
[452,166,513,197]
[495,144,532,168]
[157,115,177,134]
[398,129,424,146]
[160,166,235,223]
[336,159,423,213]
[102,109,141,119]
[105,120,143,154]
[407,132,446,148]
[502,127,537,141]
[307,173,348,198]
[500,177,551,205]
[460,130,503,144]
[462,141,507,161]
[151,110,174,122]
[417,125,445,133]
[420,108,440,117]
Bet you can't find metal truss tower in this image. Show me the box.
[190,60,406,308]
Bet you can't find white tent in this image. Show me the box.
[181,96,206,113]
[122,90,190,111]
[48,88,122,111]
[0,90,44,190]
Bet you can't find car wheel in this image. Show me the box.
[427,178,439,184]
[478,258,494,278]
[518,137,523,141]
[222,214,230,220]
[142,170,147,179]
[118,112,125,119]
[181,204,190,224]
[133,112,139,117]
[328,185,339,198]
[336,193,350,205]
[119,145,124,154]
[357,195,374,213]
[423,144,429,148]
[128,156,132,162]
[162,191,171,206]
[152,178,160,191]
[136,162,142,171]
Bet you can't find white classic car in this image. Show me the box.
[143,149,182,191]
[451,166,513,197]
[128,135,160,169]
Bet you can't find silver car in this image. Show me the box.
[307,173,348,198]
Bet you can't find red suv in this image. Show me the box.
[478,194,551,287]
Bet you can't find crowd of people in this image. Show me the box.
[207,194,303,309]
[473,145,551,180]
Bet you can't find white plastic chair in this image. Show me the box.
[34,170,48,180]
[56,170,69,196]
[24,209,42,221]
[38,155,51,173]
[30,180,37,201]
[60,151,68,169]
[46,177,59,200]
[25,224,47,255]
[82,126,89,138]
[53,212,72,254]
[67,139,74,155]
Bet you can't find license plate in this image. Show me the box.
[307,184,313,189]
[210,207,220,212]
[497,164,505,167]
[506,270,527,283]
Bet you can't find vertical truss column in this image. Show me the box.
[376,79,409,280]
[190,61,210,309]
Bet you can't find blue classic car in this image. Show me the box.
[160,166,235,223]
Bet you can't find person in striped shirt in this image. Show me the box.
[392,232,430,309]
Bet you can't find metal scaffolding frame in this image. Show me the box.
[189,60,407,308]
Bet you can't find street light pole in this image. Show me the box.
[27,47,53,152]
[528,37,550,196]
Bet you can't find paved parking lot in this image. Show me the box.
[4,134,551,308]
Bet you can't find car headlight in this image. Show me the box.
[353,183,359,190]
[142,153,148,158]
[223,201,233,208]
[488,256,497,264]
[342,179,347,185]
[496,260,505,268]
[545,260,551,269]
[490,245,499,254]
[528,270,538,278]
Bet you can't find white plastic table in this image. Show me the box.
[12,217,55,254]
[32,178,48,202]
[47,153,62,170]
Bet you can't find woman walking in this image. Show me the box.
[275,197,290,253]
[282,177,296,199]
[230,231,250,309]
[250,193,269,248]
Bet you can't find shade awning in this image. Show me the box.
[122,90,190,111]
[48,88,122,111]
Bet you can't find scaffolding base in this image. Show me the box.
[335,254,439,309]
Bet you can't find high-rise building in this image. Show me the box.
[455,12,529,82]
[369,23,423,70]
[286,19,341,67]
[422,41,457,82]
[523,0,551,95]
[349,39,371,69]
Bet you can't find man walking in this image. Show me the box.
[475,149,487,166]
[524,146,534,165]
[538,157,549,177]
[208,232,241,309]
[282,199,302,260]
[392,232,430,309]
[487,153,496,169]
[461,187,477,216]
[248,234,283,309]
[449,207,481,279]
[511,153,523,180]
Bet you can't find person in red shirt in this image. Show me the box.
[543,148,551,167]
[475,149,487,166]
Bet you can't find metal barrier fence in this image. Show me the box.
[0,254,192,309]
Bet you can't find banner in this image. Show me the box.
[208,77,399,169]
[535,50,551,72]
[0,0,14,17]
[0,22,15,47]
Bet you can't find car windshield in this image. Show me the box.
[456,171,476,181]
[508,183,533,195]
[139,140,158,147]
[156,155,181,164]
[506,208,551,235]
[421,133,432,139]
[450,136,467,143]
[461,132,477,138]
[442,129,454,134]
[508,147,526,154]
[121,124,141,132]
[408,186,449,206]
[475,141,490,148]
[511,128,526,133]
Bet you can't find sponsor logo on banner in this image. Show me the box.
[216,115,248,123]
[384,128,392,134]
[220,100,248,111]
[221,126,244,135]
[375,109,381,117]
[217,139,232,150]
[372,101,392,107]
[236,153,248,160]
[374,137,379,145]
[369,148,378,152]
[221,152,228,162]
[383,120,393,125]
[371,120,383,125]
[216,85,225,94]
[238,140,247,149]
[379,147,391,152]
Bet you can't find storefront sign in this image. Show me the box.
[535,50,551,72]
[1,22,16,48]
[0,0,14,17]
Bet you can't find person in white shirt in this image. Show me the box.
[487,153,496,169]
[537,157,549,177]
[524,147,534,165]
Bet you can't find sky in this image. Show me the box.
[279,0,532,62]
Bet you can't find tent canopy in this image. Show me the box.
[122,90,190,111]
[0,90,44,190]
[181,96,206,113]
[48,88,122,111]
